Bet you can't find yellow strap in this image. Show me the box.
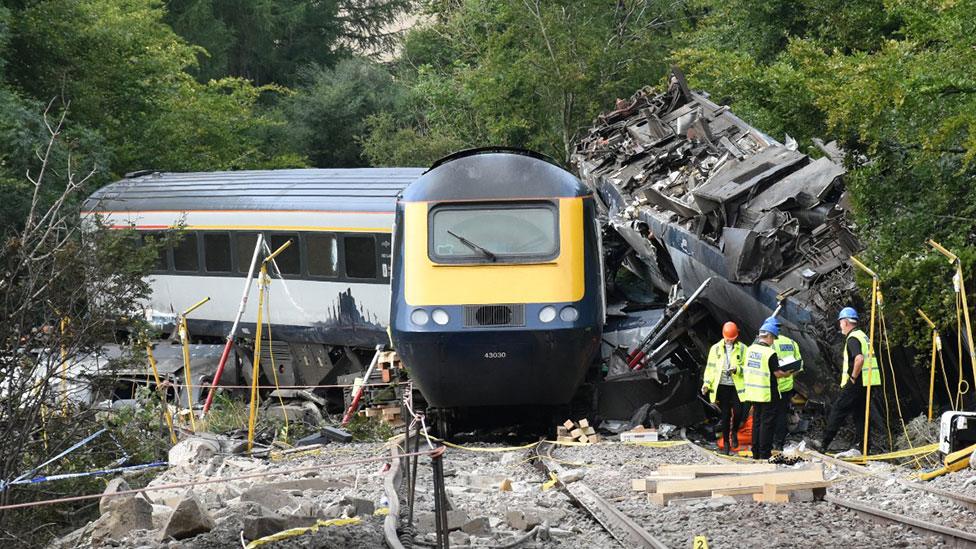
[541,472,559,491]
[843,442,939,462]
[245,517,362,548]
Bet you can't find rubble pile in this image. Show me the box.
[50,437,392,549]
[573,69,862,393]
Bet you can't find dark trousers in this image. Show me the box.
[716,384,744,450]
[822,383,869,451]
[773,389,793,449]
[751,397,779,460]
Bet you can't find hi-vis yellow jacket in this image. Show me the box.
[702,340,746,403]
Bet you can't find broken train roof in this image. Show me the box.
[573,69,861,396]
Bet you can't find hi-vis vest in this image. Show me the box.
[702,340,747,403]
[842,329,881,387]
[743,343,776,403]
[773,335,802,393]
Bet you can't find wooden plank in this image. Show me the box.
[757,481,831,503]
[658,463,778,476]
[578,418,590,429]
[563,420,576,430]
[649,466,824,505]
[632,475,696,492]
[556,426,569,437]
[582,426,596,436]
[570,428,584,439]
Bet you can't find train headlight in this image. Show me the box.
[559,306,579,322]
[410,309,429,326]
[539,306,557,323]
[431,309,450,325]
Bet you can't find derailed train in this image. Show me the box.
[86,70,868,421]
[389,149,605,415]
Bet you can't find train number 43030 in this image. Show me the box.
[483,351,507,359]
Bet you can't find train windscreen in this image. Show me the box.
[428,202,559,263]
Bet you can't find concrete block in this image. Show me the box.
[461,517,491,535]
[92,496,153,542]
[504,510,541,531]
[99,478,131,515]
[168,438,220,468]
[162,494,214,540]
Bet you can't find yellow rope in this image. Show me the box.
[244,517,362,548]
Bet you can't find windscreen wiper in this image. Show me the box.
[447,230,497,261]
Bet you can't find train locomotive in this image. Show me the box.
[389,148,605,422]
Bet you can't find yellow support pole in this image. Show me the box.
[928,240,976,404]
[851,256,879,457]
[145,340,178,445]
[178,296,210,433]
[918,309,940,422]
[247,264,269,454]
[246,239,291,454]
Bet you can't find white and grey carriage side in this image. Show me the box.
[82,168,424,391]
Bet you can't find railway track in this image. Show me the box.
[533,442,670,549]
[825,494,976,548]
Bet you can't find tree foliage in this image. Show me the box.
[164,0,414,86]
[366,0,694,164]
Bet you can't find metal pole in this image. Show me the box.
[59,317,69,416]
[929,240,976,404]
[177,296,210,433]
[862,276,878,457]
[430,446,449,548]
[247,264,269,454]
[918,309,938,422]
[203,234,264,415]
[341,346,383,425]
[145,341,177,444]
[628,277,713,369]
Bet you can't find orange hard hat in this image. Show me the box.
[722,321,739,339]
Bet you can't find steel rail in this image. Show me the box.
[826,495,976,548]
[534,442,669,549]
[804,449,976,511]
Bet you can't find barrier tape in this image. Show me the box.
[245,517,362,548]
[0,449,436,511]
[8,462,167,486]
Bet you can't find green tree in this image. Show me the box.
[165,0,415,86]
[281,58,408,167]
[366,0,693,165]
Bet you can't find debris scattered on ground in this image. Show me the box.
[557,418,601,444]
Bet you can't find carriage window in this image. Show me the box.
[236,233,259,273]
[267,234,300,275]
[429,203,559,263]
[142,231,168,271]
[344,235,377,279]
[203,233,232,273]
[172,233,199,272]
[307,233,338,277]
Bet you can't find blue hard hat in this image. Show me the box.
[838,307,859,321]
[765,316,782,327]
[759,319,780,337]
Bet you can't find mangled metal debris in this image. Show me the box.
[574,68,861,397]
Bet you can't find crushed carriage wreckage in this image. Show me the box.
[578,69,862,425]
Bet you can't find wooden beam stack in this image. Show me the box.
[632,463,830,505]
[377,351,403,383]
[556,418,601,444]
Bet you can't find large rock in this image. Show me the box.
[168,437,221,468]
[99,477,130,515]
[242,505,317,539]
[241,485,300,510]
[161,494,214,540]
[92,496,153,542]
